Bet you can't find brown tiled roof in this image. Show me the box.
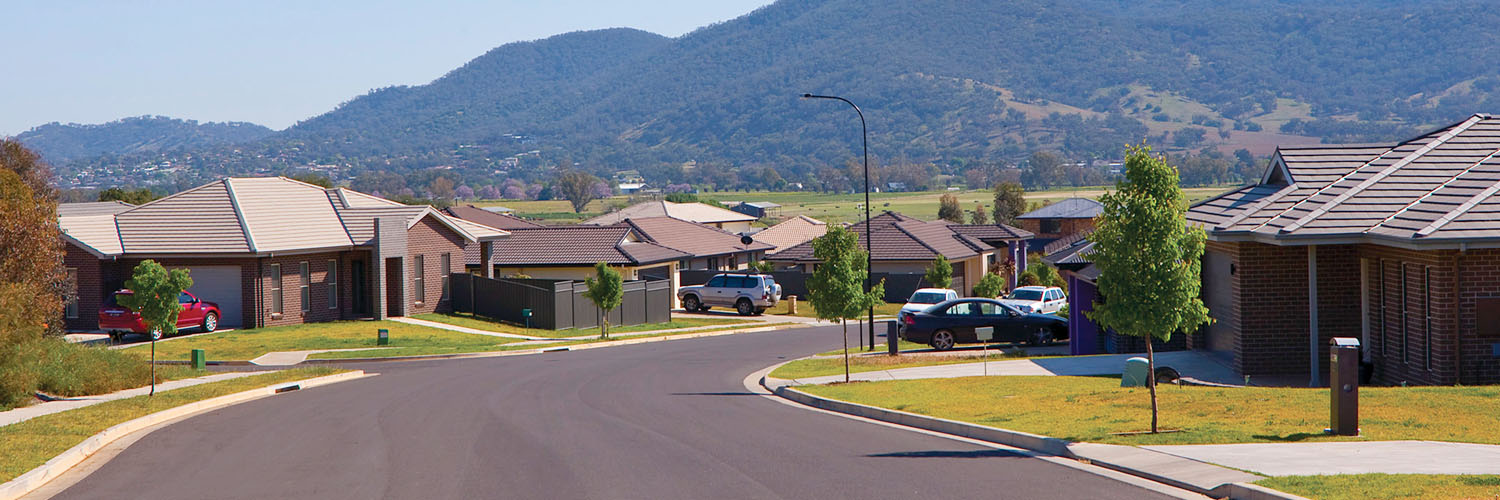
[1042,229,1093,255]
[1017,198,1103,219]
[1188,114,1500,247]
[949,223,1034,242]
[619,217,773,257]
[753,215,827,255]
[767,211,997,262]
[485,226,689,266]
[443,205,545,230]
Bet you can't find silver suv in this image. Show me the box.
[678,273,781,316]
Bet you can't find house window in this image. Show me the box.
[1400,263,1408,364]
[64,268,78,319]
[729,255,737,269]
[270,263,283,315]
[1376,260,1385,358]
[1424,266,1432,371]
[441,253,451,299]
[300,261,311,313]
[1040,219,1062,234]
[414,255,426,303]
[327,259,338,309]
[708,257,719,270]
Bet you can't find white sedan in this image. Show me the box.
[999,286,1067,315]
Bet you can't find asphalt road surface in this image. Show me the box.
[52,325,1185,499]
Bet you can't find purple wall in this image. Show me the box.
[1068,274,1101,355]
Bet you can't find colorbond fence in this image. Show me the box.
[450,274,671,330]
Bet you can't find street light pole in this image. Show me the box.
[802,93,889,355]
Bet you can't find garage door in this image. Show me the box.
[172,266,243,328]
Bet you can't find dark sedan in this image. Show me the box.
[898,298,1068,350]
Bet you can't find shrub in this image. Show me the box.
[0,338,167,410]
[972,272,1007,298]
[1019,270,1041,287]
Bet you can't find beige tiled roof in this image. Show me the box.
[114,180,253,254]
[443,205,545,230]
[229,177,353,253]
[619,216,773,258]
[583,200,757,226]
[57,201,135,217]
[485,225,689,266]
[768,212,997,263]
[58,214,123,256]
[753,215,827,255]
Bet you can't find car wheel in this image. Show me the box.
[930,330,955,351]
[1027,326,1053,346]
[682,295,700,312]
[736,299,754,316]
[202,312,218,333]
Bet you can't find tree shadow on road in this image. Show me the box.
[670,392,761,396]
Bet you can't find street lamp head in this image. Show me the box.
[800,93,813,99]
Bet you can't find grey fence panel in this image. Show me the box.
[450,273,473,314]
[457,275,668,330]
[620,281,646,326]
[550,283,572,330]
[646,280,671,324]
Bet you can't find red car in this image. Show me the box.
[99,290,221,341]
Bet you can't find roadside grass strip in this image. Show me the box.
[120,320,523,362]
[412,313,751,338]
[771,348,1038,380]
[0,367,344,483]
[303,323,774,360]
[765,301,904,318]
[1257,474,1500,500]
[799,376,1500,446]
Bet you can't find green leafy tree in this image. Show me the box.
[924,255,953,289]
[557,171,603,213]
[753,260,776,274]
[937,193,963,223]
[96,187,157,205]
[1018,270,1041,287]
[992,182,1027,225]
[583,262,623,339]
[117,260,193,338]
[288,173,333,188]
[1086,145,1211,434]
[969,203,989,225]
[972,272,1007,298]
[807,225,886,380]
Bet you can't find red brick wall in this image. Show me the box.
[1231,242,1360,378]
[113,256,260,329]
[257,252,346,328]
[1450,248,1500,384]
[406,216,467,315]
[62,243,105,331]
[1019,217,1095,240]
[1359,246,1456,385]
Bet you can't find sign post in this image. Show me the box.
[150,327,162,396]
[976,326,994,376]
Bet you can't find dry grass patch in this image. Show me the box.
[1258,474,1500,500]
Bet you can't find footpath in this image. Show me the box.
[0,371,268,427]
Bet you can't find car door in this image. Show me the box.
[704,276,727,306]
[1045,289,1066,314]
[944,301,982,342]
[992,302,1029,342]
[176,292,203,328]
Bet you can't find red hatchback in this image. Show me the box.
[99,290,221,340]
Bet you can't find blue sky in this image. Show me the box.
[0,0,774,136]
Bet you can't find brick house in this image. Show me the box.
[1017,198,1101,251]
[583,200,758,233]
[616,216,774,271]
[58,177,508,331]
[1188,114,1500,385]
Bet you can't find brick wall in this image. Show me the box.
[257,252,346,328]
[1231,242,1360,378]
[406,216,468,315]
[62,243,105,331]
[1019,217,1095,240]
[114,256,260,329]
[1358,245,1456,385]
[1449,248,1500,384]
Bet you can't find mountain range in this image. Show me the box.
[18,0,1500,189]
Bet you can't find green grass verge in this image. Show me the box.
[809,339,931,357]
[412,313,751,338]
[303,323,768,360]
[120,320,522,361]
[1257,474,1500,500]
[2,338,209,411]
[799,376,1500,446]
[765,301,904,318]
[772,351,1032,380]
[0,367,344,483]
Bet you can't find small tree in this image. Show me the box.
[1087,145,1211,434]
[992,182,1027,225]
[972,272,1007,298]
[583,262,624,339]
[556,171,603,213]
[924,255,953,289]
[116,260,192,395]
[1018,270,1041,287]
[969,203,989,225]
[937,193,963,223]
[753,260,776,274]
[807,225,884,380]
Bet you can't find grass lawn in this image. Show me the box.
[1257,474,1500,500]
[120,320,523,361]
[799,376,1500,446]
[0,367,344,483]
[412,313,753,338]
[771,349,1032,380]
[765,300,904,318]
[304,323,767,360]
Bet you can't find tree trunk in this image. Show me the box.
[1146,337,1158,433]
[842,319,850,383]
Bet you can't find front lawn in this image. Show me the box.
[412,313,752,338]
[799,376,1500,446]
[772,343,1031,380]
[304,323,766,360]
[120,320,523,361]
[1258,474,1500,500]
[765,301,904,318]
[0,367,344,483]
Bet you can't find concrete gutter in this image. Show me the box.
[761,374,1308,500]
[0,370,371,500]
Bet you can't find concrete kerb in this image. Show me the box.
[0,370,372,500]
[760,372,1307,500]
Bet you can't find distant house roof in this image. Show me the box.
[619,216,773,258]
[949,223,1035,242]
[60,177,509,258]
[767,212,1000,263]
[444,205,545,230]
[583,200,756,226]
[1017,198,1103,220]
[740,201,781,209]
[753,215,827,255]
[1187,113,1500,248]
[58,200,135,217]
[482,206,514,214]
[1042,237,1099,281]
[486,225,688,267]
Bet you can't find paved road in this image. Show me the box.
[53,325,1183,499]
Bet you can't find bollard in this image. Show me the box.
[1121,357,1150,387]
[788,296,798,315]
[1328,337,1361,435]
[191,349,206,370]
[377,328,389,346]
[522,308,533,329]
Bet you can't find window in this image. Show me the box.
[1377,260,1386,358]
[270,263,283,315]
[178,292,194,304]
[1424,266,1432,371]
[441,253,451,299]
[707,276,726,287]
[414,255,426,303]
[945,302,975,315]
[300,261,311,313]
[975,302,1004,316]
[729,255,737,269]
[327,260,338,309]
[64,268,78,319]
[1400,263,1408,364]
[708,257,720,270]
[1040,219,1062,234]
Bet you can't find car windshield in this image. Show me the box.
[1009,289,1043,301]
[909,292,947,304]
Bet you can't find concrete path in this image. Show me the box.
[387,316,546,340]
[249,348,394,366]
[788,350,1240,386]
[0,371,269,428]
[1145,440,1500,476]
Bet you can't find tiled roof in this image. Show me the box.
[949,223,1034,242]
[1188,114,1500,247]
[57,201,135,217]
[486,226,689,266]
[767,211,998,262]
[583,200,756,226]
[1042,238,1097,266]
[1017,198,1103,219]
[754,215,827,255]
[443,205,545,230]
[1042,229,1093,255]
[620,217,773,257]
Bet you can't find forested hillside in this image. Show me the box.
[16,116,272,163]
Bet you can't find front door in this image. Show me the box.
[351,260,369,316]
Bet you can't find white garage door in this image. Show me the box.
[173,266,243,328]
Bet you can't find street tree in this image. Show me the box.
[924,255,952,289]
[992,182,1027,225]
[116,260,193,395]
[1086,145,1211,433]
[1022,151,1065,189]
[583,262,623,339]
[937,193,963,223]
[556,171,603,213]
[969,203,989,225]
[972,272,1007,298]
[807,225,885,380]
